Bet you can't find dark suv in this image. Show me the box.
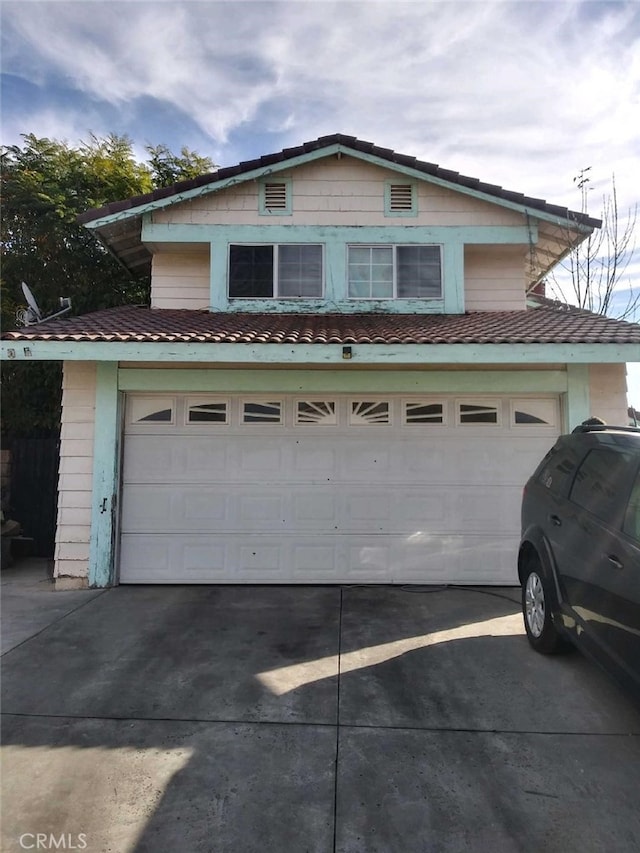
[518,424,640,702]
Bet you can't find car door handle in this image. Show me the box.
[549,515,562,527]
[607,555,624,570]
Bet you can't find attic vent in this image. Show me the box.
[264,182,288,211]
[385,182,416,216]
[389,184,414,211]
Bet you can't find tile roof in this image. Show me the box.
[4,305,639,346]
[78,133,600,229]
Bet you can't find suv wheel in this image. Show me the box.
[522,561,567,654]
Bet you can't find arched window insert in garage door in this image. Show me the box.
[125,396,560,431]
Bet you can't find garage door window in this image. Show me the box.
[242,400,283,424]
[296,400,337,425]
[511,399,558,427]
[349,401,391,425]
[457,402,500,425]
[129,397,175,424]
[403,401,445,424]
[187,400,228,424]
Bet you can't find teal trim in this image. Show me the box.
[88,363,120,588]
[565,364,591,430]
[384,180,417,217]
[143,222,536,245]
[117,368,569,394]
[443,241,464,313]
[259,177,292,216]
[84,142,593,234]
[5,340,637,364]
[193,224,524,314]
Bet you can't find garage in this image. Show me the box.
[119,392,560,585]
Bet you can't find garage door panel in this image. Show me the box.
[123,435,230,482]
[120,393,560,584]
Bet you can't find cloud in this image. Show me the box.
[1,0,639,214]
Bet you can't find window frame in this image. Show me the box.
[346,243,443,300]
[228,243,325,299]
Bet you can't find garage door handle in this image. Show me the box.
[607,555,623,570]
[549,514,562,527]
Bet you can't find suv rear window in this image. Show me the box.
[569,448,634,524]
[536,445,579,496]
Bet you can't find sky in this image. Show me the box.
[1,0,638,405]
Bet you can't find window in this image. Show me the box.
[511,398,558,427]
[242,400,283,424]
[349,401,391,425]
[296,400,337,425]
[187,400,228,424]
[623,469,640,542]
[404,401,445,425]
[348,245,441,299]
[570,449,633,525]
[457,401,500,425]
[229,245,322,298]
[129,397,175,424]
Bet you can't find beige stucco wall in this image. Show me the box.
[589,363,629,425]
[54,361,96,587]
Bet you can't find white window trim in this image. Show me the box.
[456,399,502,427]
[294,399,339,426]
[185,397,230,426]
[510,398,559,428]
[241,398,284,425]
[402,399,448,426]
[346,244,443,300]
[228,243,325,299]
[348,399,393,426]
[128,396,176,426]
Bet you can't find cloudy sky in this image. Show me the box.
[2,0,639,402]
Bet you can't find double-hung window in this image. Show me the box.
[229,244,323,298]
[348,245,442,299]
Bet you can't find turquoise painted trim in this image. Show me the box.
[88,362,120,588]
[84,141,593,234]
[259,177,292,216]
[443,241,464,313]
[196,224,518,314]
[5,340,637,364]
[210,239,227,311]
[143,222,536,245]
[384,180,417,217]
[565,364,591,430]
[117,368,569,394]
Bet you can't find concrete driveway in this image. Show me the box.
[2,560,640,853]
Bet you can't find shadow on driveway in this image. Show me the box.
[2,569,640,852]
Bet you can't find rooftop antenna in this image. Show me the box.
[16,282,72,327]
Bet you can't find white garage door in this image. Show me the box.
[119,393,560,584]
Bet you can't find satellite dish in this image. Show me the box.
[21,282,43,323]
[16,282,71,327]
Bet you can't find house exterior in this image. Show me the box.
[2,134,639,589]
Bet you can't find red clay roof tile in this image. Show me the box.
[3,305,639,346]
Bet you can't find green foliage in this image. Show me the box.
[1,134,215,434]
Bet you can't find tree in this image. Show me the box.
[1,134,214,434]
[547,169,639,321]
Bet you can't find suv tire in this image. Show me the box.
[522,559,567,654]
